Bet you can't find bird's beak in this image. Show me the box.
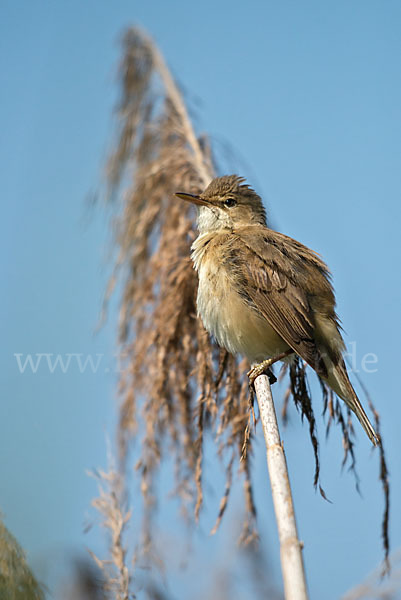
[175,192,210,206]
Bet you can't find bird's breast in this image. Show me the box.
[194,248,289,363]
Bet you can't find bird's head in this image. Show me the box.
[176,175,267,233]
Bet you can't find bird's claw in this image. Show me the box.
[247,360,277,387]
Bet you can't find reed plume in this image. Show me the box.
[105,27,257,546]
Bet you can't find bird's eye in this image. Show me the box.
[224,197,237,208]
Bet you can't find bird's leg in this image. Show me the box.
[247,349,295,387]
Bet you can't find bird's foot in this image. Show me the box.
[247,350,294,388]
[247,359,276,387]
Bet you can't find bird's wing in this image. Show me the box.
[229,227,330,377]
[225,227,379,446]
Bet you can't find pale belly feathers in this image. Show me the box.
[196,253,289,363]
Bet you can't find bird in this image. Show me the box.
[175,175,379,446]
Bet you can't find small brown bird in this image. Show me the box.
[176,175,379,446]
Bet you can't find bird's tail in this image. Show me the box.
[325,359,380,446]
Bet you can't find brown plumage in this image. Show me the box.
[176,175,379,446]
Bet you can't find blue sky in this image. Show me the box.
[1,1,401,598]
